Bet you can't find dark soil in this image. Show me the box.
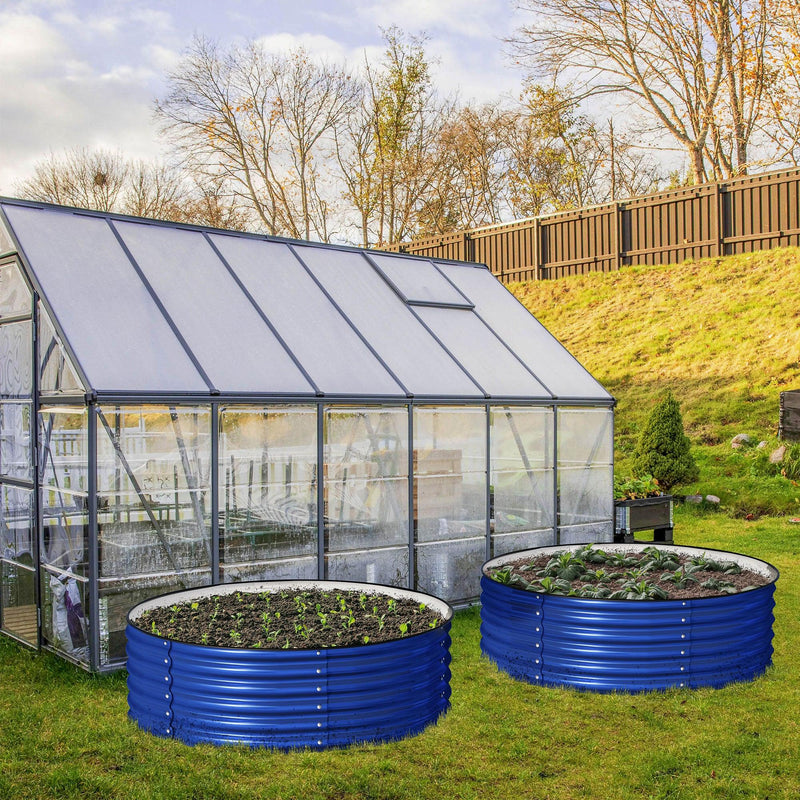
[132,588,445,650]
[487,546,770,600]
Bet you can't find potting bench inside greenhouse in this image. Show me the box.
[0,198,613,671]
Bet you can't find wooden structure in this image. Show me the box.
[391,168,800,283]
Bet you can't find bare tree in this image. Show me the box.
[332,28,457,246]
[156,36,356,242]
[511,0,776,183]
[270,50,358,239]
[762,0,800,165]
[125,160,189,221]
[17,147,129,211]
[422,102,510,232]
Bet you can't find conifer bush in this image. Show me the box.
[633,391,699,491]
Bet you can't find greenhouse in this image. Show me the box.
[0,198,613,671]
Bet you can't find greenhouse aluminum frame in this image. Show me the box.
[0,198,614,672]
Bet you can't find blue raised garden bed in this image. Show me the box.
[481,543,777,693]
[127,580,452,748]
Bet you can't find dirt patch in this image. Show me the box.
[485,545,770,600]
[131,587,445,650]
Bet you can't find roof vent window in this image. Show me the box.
[368,253,473,309]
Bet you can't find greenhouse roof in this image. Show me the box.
[0,198,611,403]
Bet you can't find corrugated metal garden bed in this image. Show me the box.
[126,580,452,749]
[481,543,778,693]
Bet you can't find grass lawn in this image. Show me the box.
[2,507,799,800]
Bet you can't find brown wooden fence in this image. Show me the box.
[388,167,800,283]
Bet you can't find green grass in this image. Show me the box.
[510,246,800,516]
[2,508,799,800]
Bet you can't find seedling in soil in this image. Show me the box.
[582,568,616,583]
[640,546,681,572]
[575,544,609,564]
[610,580,669,600]
[542,551,586,581]
[530,576,572,595]
[700,577,739,593]
[661,568,698,589]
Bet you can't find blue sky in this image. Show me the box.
[0,0,528,194]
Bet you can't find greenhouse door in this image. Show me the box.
[0,258,38,647]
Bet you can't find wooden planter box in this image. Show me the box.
[614,495,673,543]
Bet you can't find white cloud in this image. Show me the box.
[354,0,514,40]
[254,32,352,64]
[0,6,167,193]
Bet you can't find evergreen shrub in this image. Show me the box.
[633,391,699,491]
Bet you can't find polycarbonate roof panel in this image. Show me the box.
[2,204,207,392]
[369,253,472,307]
[208,235,404,396]
[296,245,482,397]
[113,221,313,394]
[437,262,611,400]
[414,305,553,398]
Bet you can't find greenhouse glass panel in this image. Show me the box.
[114,223,313,394]
[557,407,614,543]
[96,405,211,665]
[324,406,409,586]
[39,406,89,664]
[219,405,317,582]
[438,262,612,400]
[0,260,31,318]
[413,406,486,603]
[2,205,207,392]
[38,303,84,395]
[0,320,32,397]
[414,305,550,398]
[298,246,480,396]
[0,218,15,257]
[0,485,36,645]
[369,253,472,307]
[209,237,403,396]
[490,406,556,556]
[0,403,32,482]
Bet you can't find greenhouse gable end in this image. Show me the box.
[0,198,613,671]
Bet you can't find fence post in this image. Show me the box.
[533,218,542,280]
[713,183,723,257]
[613,202,622,271]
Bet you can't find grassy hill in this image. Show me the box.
[509,246,800,517]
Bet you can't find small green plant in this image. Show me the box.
[610,580,669,600]
[700,577,737,593]
[640,546,680,572]
[529,576,572,595]
[541,551,586,580]
[575,544,608,564]
[690,554,741,574]
[399,622,408,636]
[614,474,662,499]
[582,568,615,583]
[661,567,698,589]
[579,585,612,599]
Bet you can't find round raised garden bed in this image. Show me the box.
[481,543,778,693]
[126,580,452,749]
